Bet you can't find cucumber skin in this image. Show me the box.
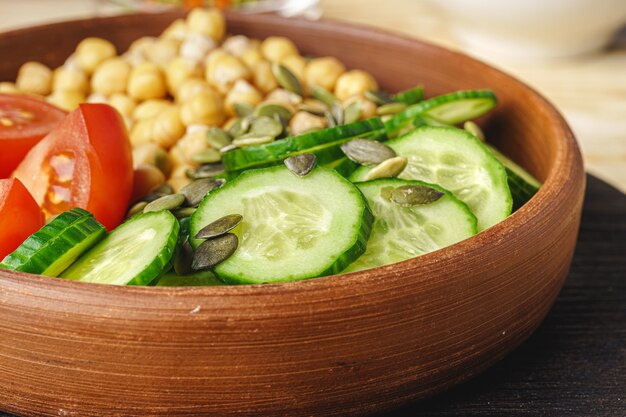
[385,90,497,137]
[394,85,424,105]
[190,166,374,284]
[324,157,360,178]
[222,118,384,171]
[0,208,106,276]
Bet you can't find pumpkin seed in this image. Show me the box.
[331,101,344,125]
[143,193,185,213]
[272,63,303,96]
[228,116,253,138]
[390,185,444,207]
[232,134,274,148]
[297,103,326,117]
[376,102,407,116]
[255,103,293,123]
[172,207,197,219]
[180,178,225,207]
[140,193,166,203]
[464,120,485,142]
[324,110,337,128]
[284,153,317,177]
[311,85,339,108]
[186,163,225,179]
[340,138,397,166]
[250,116,283,138]
[362,156,408,181]
[174,241,194,276]
[380,186,394,201]
[192,233,239,270]
[343,100,362,124]
[127,201,148,218]
[153,183,174,196]
[365,90,394,105]
[195,214,243,239]
[234,102,255,118]
[206,127,232,149]
[191,148,222,164]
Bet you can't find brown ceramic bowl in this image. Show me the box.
[0,11,584,417]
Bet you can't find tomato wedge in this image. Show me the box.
[0,94,66,178]
[13,103,133,230]
[0,178,44,260]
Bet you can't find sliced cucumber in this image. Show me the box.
[190,165,373,284]
[350,126,512,231]
[222,118,384,171]
[385,90,497,137]
[61,211,179,286]
[156,269,224,286]
[0,208,105,276]
[394,85,424,105]
[485,144,541,210]
[344,179,477,273]
[323,157,359,178]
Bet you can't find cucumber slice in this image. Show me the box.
[190,166,373,284]
[385,90,497,137]
[222,118,384,171]
[0,208,105,276]
[323,157,359,178]
[350,126,512,231]
[394,85,424,105]
[344,179,477,273]
[485,144,541,210]
[61,211,179,286]
[156,269,224,286]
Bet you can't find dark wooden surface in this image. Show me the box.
[1,173,623,416]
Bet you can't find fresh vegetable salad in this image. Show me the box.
[0,8,541,285]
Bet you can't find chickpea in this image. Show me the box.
[251,60,278,94]
[280,54,306,85]
[205,51,251,94]
[222,117,238,131]
[130,118,154,147]
[264,88,302,108]
[133,99,170,121]
[224,80,263,117]
[165,57,202,96]
[0,82,20,94]
[75,37,116,74]
[91,57,131,96]
[343,95,378,120]
[161,18,188,41]
[145,38,180,68]
[128,62,166,101]
[16,61,52,96]
[186,8,226,42]
[180,89,225,126]
[334,70,379,101]
[289,111,327,135]
[241,49,264,69]
[47,90,85,111]
[86,93,108,103]
[152,106,186,149]
[132,143,172,176]
[305,57,346,92]
[168,144,187,168]
[131,163,166,201]
[52,66,88,94]
[122,49,146,68]
[108,93,136,118]
[180,32,216,64]
[260,36,298,62]
[176,124,211,164]
[223,35,255,57]
[168,167,193,192]
[175,78,213,103]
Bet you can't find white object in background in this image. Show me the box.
[431,0,626,60]
[237,0,321,19]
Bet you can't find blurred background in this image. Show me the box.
[1,0,625,191]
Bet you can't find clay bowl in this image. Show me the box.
[0,11,584,417]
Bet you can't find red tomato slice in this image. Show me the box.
[13,103,133,230]
[0,94,66,178]
[0,178,44,259]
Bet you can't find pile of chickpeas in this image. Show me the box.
[1,8,381,195]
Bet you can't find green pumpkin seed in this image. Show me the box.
[180,178,225,207]
[172,207,197,219]
[192,233,239,270]
[228,116,253,138]
[362,156,408,181]
[390,185,444,207]
[377,102,407,116]
[297,103,326,116]
[343,100,362,124]
[340,138,397,166]
[127,201,148,218]
[153,183,174,196]
[331,101,344,125]
[232,134,274,148]
[186,163,225,180]
[219,144,238,154]
[284,153,317,177]
[206,127,232,149]
[250,116,283,138]
[143,193,185,213]
[464,121,485,142]
[174,241,194,276]
[254,103,293,123]
[365,90,394,105]
[380,186,394,202]
[140,193,166,203]
[311,85,339,108]
[324,110,337,128]
[234,102,255,118]
[195,214,243,239]
[191,148,222,164]
[272,63,303,96]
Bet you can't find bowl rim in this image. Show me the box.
[0,11,584,297]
